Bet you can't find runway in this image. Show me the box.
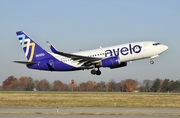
[1,114,180,118]
[0,107,180,117]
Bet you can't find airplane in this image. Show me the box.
[14,31,168,75]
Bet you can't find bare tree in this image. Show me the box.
[10,79,19,90]
[108,80,117,92]
[36,79,51,91]
[53,80,63,91]
[10,77,34,91]
[86,81,97,91]
[26,77,34,91]
[97,81,106,92]
[117,80,125,92]
[142,79,153,92]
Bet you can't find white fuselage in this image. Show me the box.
[50,41,168,68]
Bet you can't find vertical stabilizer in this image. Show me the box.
[16,31,52,62]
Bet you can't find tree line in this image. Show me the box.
[0,76,180,92]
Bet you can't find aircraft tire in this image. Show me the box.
[150,60,154,64]
[91,69,96,75]
[96,70,101,75]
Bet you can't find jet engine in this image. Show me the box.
[96,56,121,67]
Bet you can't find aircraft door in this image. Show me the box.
[142,43,149,58]
[144,43,148,51]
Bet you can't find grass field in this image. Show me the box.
[0,92,180,107]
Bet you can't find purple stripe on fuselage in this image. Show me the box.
[27,61,78,71]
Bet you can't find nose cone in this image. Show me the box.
[162,45,168,52]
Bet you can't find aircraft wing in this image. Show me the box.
[47,41,102,66]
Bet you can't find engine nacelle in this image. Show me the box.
[110,62,127,69]
[97,56,121,67]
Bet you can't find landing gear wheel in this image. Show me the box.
[150,60,154,64]
[91,69,96,75]
[96,70,101,75]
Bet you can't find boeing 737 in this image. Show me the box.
[14,31,168,75]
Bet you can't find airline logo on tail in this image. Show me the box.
[17,33,35,62]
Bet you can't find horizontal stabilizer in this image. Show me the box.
[14,61,39,65]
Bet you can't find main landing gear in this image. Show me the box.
[91,68,101,75]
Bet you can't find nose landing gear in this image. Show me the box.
[150,55,159,64]
[150,60,154,64]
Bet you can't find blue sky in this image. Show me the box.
[0,0,179,85]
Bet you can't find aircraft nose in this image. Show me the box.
[162,45,168,51]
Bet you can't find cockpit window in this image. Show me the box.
[153,43,161,46]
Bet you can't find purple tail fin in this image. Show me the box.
[16,31,53,62]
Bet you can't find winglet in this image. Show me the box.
[46,41,58,53]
